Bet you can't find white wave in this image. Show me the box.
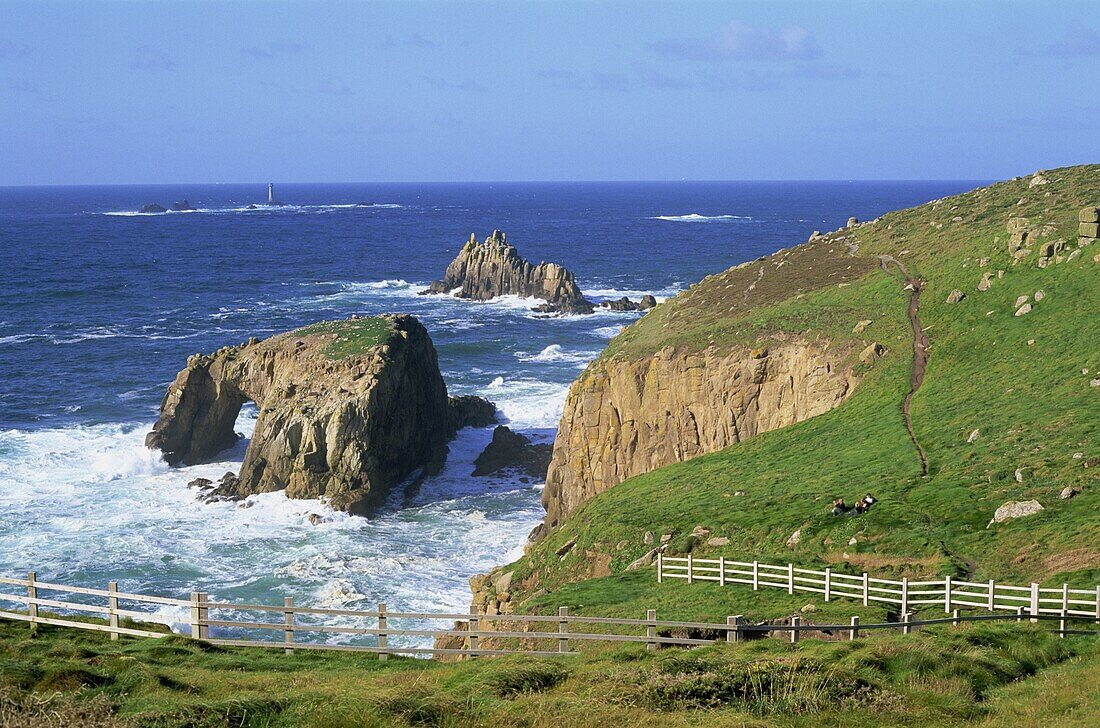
[0,407,542,647]
[514,344,597,367]
[651,213,752,222]
[101,202,404,217]
[591,325,624,339]
[478,376,569,429]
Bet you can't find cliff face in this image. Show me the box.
[540,341,858,532]
[146,315,482,515]
[423,230,594,314]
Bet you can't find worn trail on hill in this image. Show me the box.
[878,255,930,477]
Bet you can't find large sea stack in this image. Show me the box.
[146,314,494,514]
[422,230,594,314]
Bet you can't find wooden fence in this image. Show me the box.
[1,570,1096,659]
[657,554,1100,621]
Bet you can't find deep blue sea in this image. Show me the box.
[0,181,978,644]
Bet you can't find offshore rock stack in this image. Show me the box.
[422,230,595,314]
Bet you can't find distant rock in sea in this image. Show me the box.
[145,314,496,515]
[140,203,167,214]
[599,295,657,312]
[170,200,195,212]
[421,230,595,315]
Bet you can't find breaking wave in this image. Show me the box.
[650,213,752,222]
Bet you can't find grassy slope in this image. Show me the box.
[503,165,1099,624]
[1,619,1096,727]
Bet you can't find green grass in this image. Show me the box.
[505,165,1099,617]
[291,317,396,359]
[0,616,1094,726]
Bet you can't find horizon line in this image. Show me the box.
[0,177,993,189]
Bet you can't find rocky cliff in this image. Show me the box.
[422,230,594,314]
[146,314,493,514]
[539,341,858,532]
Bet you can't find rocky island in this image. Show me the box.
[146,314,495,514]
[421,230,596,314]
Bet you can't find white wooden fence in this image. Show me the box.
[657,554,1100,621]
[1,569,1096,659]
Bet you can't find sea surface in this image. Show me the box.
[0,180,979,645]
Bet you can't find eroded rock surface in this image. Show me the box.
[540,341,858,532]
[472,426,553,479]
[422,230,594,314]
[146,314,494,514]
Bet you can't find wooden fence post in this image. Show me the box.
[719,556,726,587]
[376,602,387,661]
[788,563,794,595]
[1016,606,1024,623]
[728,614,744,643]
[952,609,960,627]
[824,567,832,602]
[189,592,201,639]
[849,616,859,641]
[646,609,657,651]
[468,604,479,659]
[1095,585,1099,624]
[1030,583,1039,622]
[1062,583,1069,615]
[657,552,663,583]
[27,571,37,635]
[902,611,912,635]
[901,577,909,616]
[558,606,570,653]
[752,560,759,591]
[988,579,995,611]
[108,581,119,641]
[862,572,869,607]
[790,615,800,644]
[687,554,693,584]
[284,597,295,656]
[944,575,952,613]
[1059,610,1067,639]
[198,592,209,640]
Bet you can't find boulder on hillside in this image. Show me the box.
[421,230,594,314]
[472,425,553,479]
[987,499,1044,527]
[945,289,965,304]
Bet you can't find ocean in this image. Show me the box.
[0,180,979,644]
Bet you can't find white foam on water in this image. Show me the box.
[591,325,624,339]
[480,376,570,429]
[101,203,406,217]
[0,409,543,647]
[650,213,753,222]
[514,344,598,367]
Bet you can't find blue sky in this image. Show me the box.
[1,0,1097,184]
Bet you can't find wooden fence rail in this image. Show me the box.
[0,571,1096,660]
[657,554,1100,622]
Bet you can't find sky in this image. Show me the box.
[0,0,1098,184]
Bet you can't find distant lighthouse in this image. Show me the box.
[267,183,275,205]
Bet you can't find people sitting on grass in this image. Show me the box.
[832,494,877,516]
